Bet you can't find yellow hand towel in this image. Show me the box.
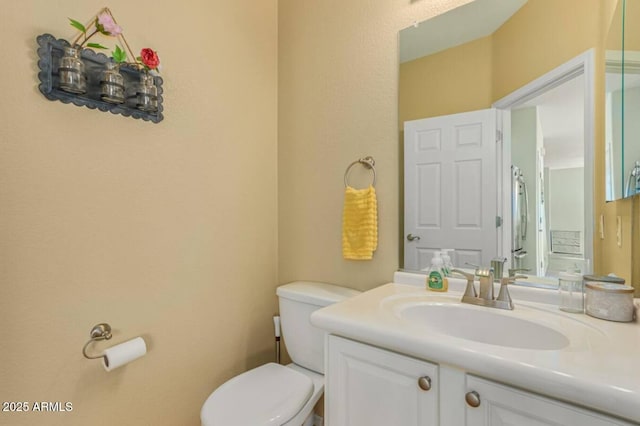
[342,185,378,260]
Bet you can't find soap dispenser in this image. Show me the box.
[441,249,454,276]
[426,252,448,292]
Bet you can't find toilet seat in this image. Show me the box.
[201,363,314,426]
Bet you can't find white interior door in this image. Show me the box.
[404,109,499,270]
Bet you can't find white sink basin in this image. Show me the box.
[398,303,570,350]
[380,295,607,351]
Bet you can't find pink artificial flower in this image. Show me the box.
[97,12,122,36]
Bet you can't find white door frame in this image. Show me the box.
[493,49,595,270]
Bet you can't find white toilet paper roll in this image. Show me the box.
[102,337,147,371]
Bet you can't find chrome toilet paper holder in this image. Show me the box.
[82,323,112,360]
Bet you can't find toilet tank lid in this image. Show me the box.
[277,281,361,307]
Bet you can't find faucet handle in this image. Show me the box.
[451,269,477,298]
[494,275,524,310]
[508,268,530,277]
[450,269,473,280]
[501,275,527,285]
[495,274,527,309]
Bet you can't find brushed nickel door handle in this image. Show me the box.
[407,233,420,241]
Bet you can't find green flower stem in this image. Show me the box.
[77,28,99,48]
[116,33,139,70]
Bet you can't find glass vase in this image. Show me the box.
[58,46,87,94]
[100,62,125,104]
[133,73,158,112]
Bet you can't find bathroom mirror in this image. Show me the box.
[605,0,640,200]
[398,0,614,283]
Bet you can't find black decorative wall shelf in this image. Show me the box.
[36,33,164,123]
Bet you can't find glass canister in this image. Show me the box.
[100,62,125,104]
[134,73,158,112]
[58,46,87,94]
[558,272,584,313]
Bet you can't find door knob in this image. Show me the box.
[417,376,431,391]
[465,391,481,407]
[407,233,420,241]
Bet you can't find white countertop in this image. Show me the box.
[311,273,640,423]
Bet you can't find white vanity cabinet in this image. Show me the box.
[326,335,636,426]
[465,375,636,426]
[326,335,439,426]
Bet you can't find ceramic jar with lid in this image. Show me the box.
[585,282,635,322]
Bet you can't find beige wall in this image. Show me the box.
[0,1,277,425]
[2,0,636,424]
[399,36,493,125]
[626,0,640,51]
[491,0,602,101]
[278,0,474,291]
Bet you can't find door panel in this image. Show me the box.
[465,375,635,426]
[418,163,441,227]
[326,336,438,426]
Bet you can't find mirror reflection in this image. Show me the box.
[398,0,607,282]
[510,78,587,276]
[605,0,640,200]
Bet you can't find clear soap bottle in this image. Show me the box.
[441,249,454,276]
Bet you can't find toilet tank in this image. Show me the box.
[277,281,361,374]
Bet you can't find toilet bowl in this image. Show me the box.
[200,281,361,426]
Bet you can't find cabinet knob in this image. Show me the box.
[417,376,432,391]
[465,391,481,407]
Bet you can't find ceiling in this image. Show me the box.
[399,0,528,63]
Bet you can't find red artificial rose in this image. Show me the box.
[140,48,160,69]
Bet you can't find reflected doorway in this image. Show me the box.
[495,51,594,278]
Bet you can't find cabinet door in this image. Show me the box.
[326,335,438,426]
[465,375,636,426]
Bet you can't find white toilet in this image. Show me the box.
[200,281,361,426]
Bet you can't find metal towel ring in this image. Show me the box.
[344,156,376,188]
